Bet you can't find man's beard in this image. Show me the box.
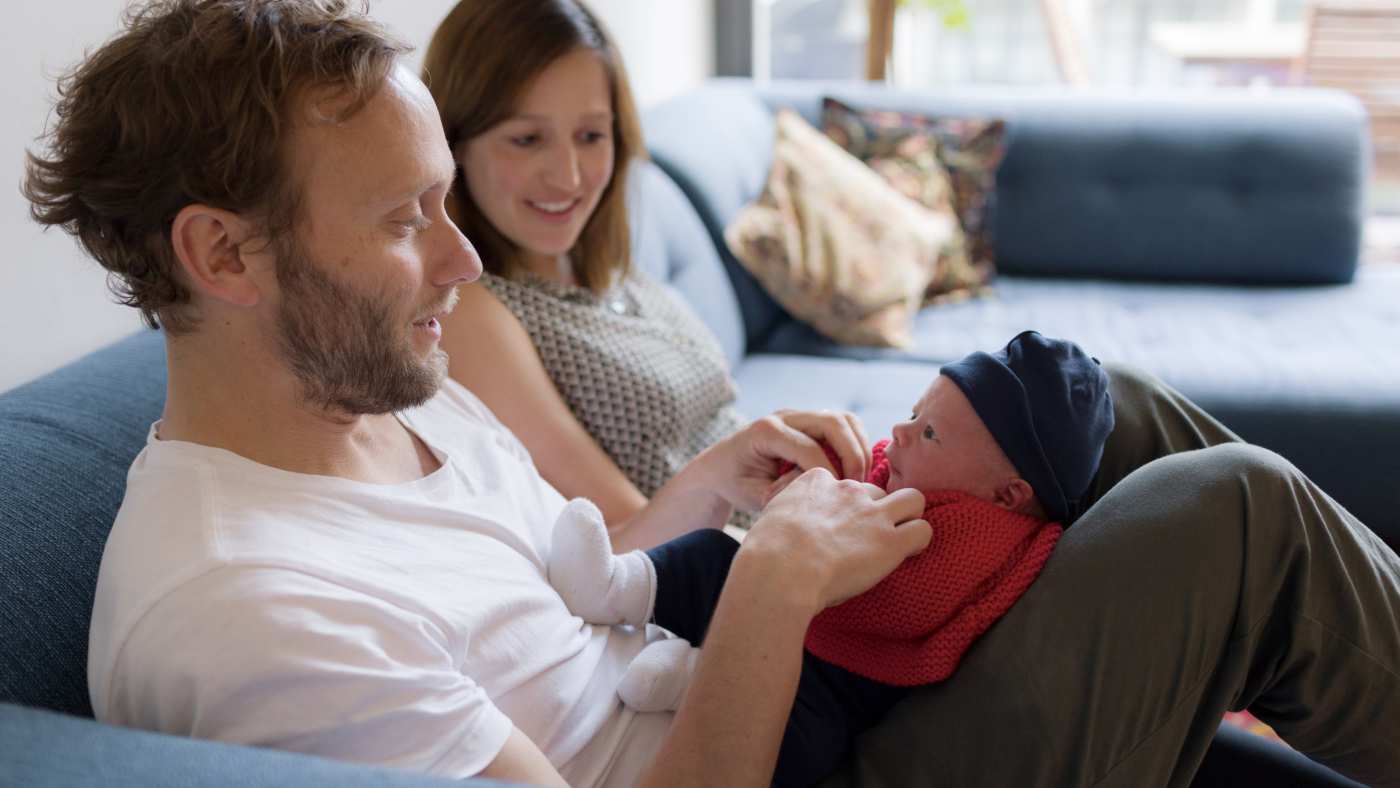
[273,243,449,416]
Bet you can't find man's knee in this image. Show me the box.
[1173,443,1297,486]
[1104,443,1299,525]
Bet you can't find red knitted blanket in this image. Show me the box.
[785,439,1063,686]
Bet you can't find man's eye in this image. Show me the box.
[511,134,539,147]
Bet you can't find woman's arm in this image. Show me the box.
[441,282,649,532]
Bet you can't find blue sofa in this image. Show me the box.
[2,79,1388,786]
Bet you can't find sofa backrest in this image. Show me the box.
[642,80,1368,350]
[628,160,746,370]
[642,83,792,352]
[0,330,166,717]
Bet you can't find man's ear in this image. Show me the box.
[993,478,1043,518]
[169,204,264,308]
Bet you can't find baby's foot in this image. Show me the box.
[547,498,655,626]
[617,638,700,713]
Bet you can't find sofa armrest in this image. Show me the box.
[0,703,505,788]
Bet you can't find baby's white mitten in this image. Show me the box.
[617,638,701,713]
[548,498,655,626]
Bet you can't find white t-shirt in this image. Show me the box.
[88,380,674,786]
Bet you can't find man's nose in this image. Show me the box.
[434,220,482,287]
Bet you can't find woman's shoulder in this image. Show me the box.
[448,277,524,330]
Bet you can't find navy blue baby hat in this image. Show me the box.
[939,331,1114,524]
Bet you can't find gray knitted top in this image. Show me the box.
[481,269,748,500]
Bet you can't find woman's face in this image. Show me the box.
[458,47,615,271]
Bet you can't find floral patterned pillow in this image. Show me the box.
[725,109,968,348]
[821,97,1008,302]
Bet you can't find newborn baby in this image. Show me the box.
[548,331,1114,730]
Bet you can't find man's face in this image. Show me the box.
[883,375,1017,498]
[270,65,481,415]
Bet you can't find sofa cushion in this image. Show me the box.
[725,109,964,347]
[821,97,1006,296]
[731,354,941,443]
[643,82,791,351]
[0,330,166,716]
[0,703,473,788]
[629,160,745,370]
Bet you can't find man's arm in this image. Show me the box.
[638,466,930,788]
[626,413,926,786]
[478,726,569,786]
[483,412,925,786]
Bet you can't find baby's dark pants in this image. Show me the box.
[647,530,906,788]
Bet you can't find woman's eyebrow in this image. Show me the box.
[511,111,614,122]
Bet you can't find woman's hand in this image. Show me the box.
[704,409,872,513]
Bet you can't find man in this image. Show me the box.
[26,3,926,785]
[25,3,1400,787]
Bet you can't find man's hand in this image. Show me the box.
[700,409,872,513]
[745,468,931,610]
[635,419,927,788]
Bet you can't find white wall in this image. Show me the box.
[0,0,712,394]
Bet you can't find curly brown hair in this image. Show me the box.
[421,0,645,294]
[23,0,410,334]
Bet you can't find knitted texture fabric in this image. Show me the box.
[785,439,1063,686]
[481,271,746,500]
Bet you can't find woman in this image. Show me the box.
[422,0,805,553]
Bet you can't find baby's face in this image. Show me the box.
[884,376,1017,499]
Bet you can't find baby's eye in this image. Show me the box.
[908,412,917,421]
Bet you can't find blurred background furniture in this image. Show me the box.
[1038,0,1091,85]
[1150,0,1305,87]
[1295,1,1400,183]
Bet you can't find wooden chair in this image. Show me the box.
[1295,1,1400,181]
[1039,0,1092,86]
[865,0,1091,86]
[866,0,896,81]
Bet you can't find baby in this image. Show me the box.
[547,331,1114,785]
